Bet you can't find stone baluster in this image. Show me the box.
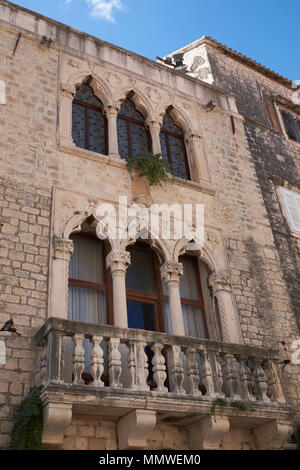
[151,343,168,392]
[90,335,104,387]
[146,117,162,155]
[108,338,123,388]
[237,355,255,401]
[263,359,286,404]
[40,340,48,385]
[48,331,64,384]
[213,352,225,397]
[185,348,201,397]
[127,341,149,391]
[72,334,85,385]
[169,345,185,395]
[222,353,240,400]
[200,349,216,397]
[104,103,120,159]
[253,358,270,402]
[35,349,42,386]
[106,250,131,329]
[160,261,185,336]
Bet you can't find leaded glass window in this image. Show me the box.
[159,112,190,180]
[72,84,107,154]
[117,98,151,160]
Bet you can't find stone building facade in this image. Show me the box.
[0,1,299,450]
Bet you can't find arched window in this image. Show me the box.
[72,83,108,154]
[125,243,165,332]
[159,110,190,180]
[68,232,112,325]
[117,98,151,160]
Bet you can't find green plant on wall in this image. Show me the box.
[126,152,172,186]
[10,385,43,450]
[210,398,256,422]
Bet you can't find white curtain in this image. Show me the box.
[64,236,107,379]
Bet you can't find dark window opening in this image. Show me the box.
[159,111,190,180]
[117,98,151,160]
[281,110,300,143]
[72,83,108,154]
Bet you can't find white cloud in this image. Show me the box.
[65,0,124,23]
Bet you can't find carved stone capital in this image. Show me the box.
[106,249,131,274]
[189,415,230,450]
[42,402,72,449]
[185,129,202,144]
[117,409,157,449]
[104,102,120,117]
[160,261,183,285]
[253,420,293,450]
[60,83,75,99]
[54,236,74,261]
[208,269,231,294]
[145,115,163,131]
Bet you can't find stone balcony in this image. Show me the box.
[34,318,293,449]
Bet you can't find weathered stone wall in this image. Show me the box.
[205,46,300,332]
[0,177,51,448]
[0,0,299,449]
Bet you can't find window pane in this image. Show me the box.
[130,122,149,157]
[72,103,86,149]
[119,98,144,121]
[75,84,100,106]
[68,286,106,324]
[168,134,188,179]
[117,118,129,160]
[126,249,155,292]
[127,300,156,331]
[161,113,183,135]
[89,109,106,154]
[182,305,206,338]
[179,257,200,300]
[69,237,104,284]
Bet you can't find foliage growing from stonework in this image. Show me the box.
[126,152,172,186]
[10,386,43,450]
[210,398,255,422]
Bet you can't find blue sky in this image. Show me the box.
[10,0,300,81]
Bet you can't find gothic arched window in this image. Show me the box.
[159,111,190,180]
[117,98,151,160]
[72,83,108,154]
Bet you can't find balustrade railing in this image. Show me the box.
[35,318,286,406]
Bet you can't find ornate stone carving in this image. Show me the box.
[108,338,123,388]
[72,334,85,385]
[208,269,231,294]
[253,420,293,450]
[189,415,230,450]
[117,410,157,449]
[106,249,131,274]
[160,261,183,285]
[146,87,161,104]
[169,345,185,395]
[54,236,74,261]
[127,341,149,391]
[151,343,168,392]
[90,335,104,387]
[222,353,240,400]
[185,348,201,397]
[200,349,216,397]
[104,71,121,88]
[253,358,271,402]
[60,82,75,99]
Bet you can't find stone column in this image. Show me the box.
[51,236,74,320]
[185,130,211,183]
[106,249,131,328]
[59,83,75,147]
[146,117,162,155]
[104,103,120,159]
[161,261,185,336]
[208,270,242,344]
